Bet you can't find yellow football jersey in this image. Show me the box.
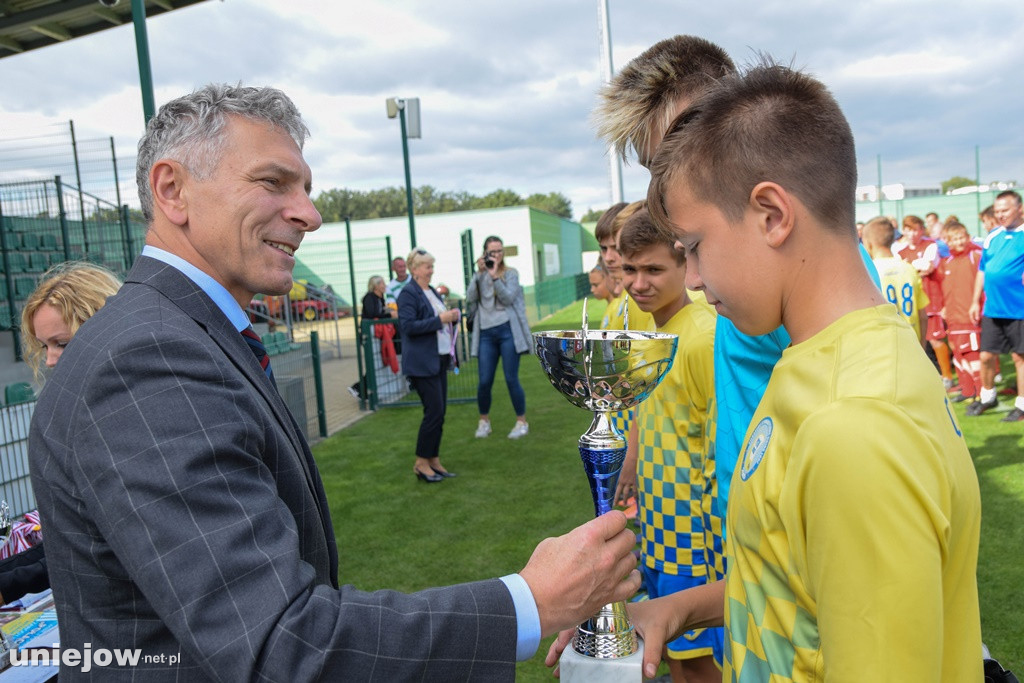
[873,256,930,339]
[636,302,716,576]
[724,305,981,681]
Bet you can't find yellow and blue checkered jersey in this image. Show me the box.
[636,301,715,577]
[604,293,654,437]
[723,305,982,682]
[873,256,930,339]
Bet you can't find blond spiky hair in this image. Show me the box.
[593,35,735,164]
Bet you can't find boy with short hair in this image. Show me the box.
[939,221,985,404]
[617,206,721,683]
[631,62,981,681]
[862,216,929,345]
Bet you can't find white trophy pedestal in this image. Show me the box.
[558,638,645,683]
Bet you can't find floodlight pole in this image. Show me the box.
[598,0,623,204]
[398,103,417,247]
[130,0,156,123]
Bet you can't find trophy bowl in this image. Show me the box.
[534,330,678,413]
[534,329,678,662]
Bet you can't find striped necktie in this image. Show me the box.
[241,326,276,386]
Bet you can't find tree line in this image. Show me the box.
[312,185,573,222]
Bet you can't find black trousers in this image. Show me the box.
[410,355,449,458]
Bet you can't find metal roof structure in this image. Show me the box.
[0,0,209,60]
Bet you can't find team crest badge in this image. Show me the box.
[740,417,773,481]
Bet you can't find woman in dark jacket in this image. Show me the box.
[349,275,396,399]
[397,248,460,483]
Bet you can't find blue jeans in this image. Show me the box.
[477,321,526,416]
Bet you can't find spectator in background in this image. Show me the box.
[348,274,397,400]
[384,256,410,305]
[466,235,532,440]
[980,205,998,234]
[862,217,929,346]
[896,214,955,389]
[398,248,460,481]
[21,261,121,377]
[938,222,984,405]
[589,258,616,328]
[2,262,121,607]
[925,211,943,240]
[968,190,1024,421]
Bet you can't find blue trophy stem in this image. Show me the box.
[578,412,627,518]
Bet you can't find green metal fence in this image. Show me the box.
[0,176,146,358]
[523,272,590,324]
[358,317,477,409]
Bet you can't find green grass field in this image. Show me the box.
[313,299,1023,679]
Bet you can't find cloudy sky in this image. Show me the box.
[1,0,1022,220]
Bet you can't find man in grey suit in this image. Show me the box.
[29,84,640,681]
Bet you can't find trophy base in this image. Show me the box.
[559,638,645,683]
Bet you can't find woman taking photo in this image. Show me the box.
[397,248,460,483]
[465,235,531,440]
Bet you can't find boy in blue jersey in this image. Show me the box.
[597,35,880,584]
[626,61,981,681]
[618,206,721,682]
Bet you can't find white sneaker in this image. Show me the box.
[507,421,529,439]
[475,419,492,438]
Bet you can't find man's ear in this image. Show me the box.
[150,160,190,226]
[749,181,794,248]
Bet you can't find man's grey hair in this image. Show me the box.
[136,83,310,222]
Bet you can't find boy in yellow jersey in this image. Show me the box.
[617,206,720,682]
[595,200,654,490]
[862,216,930,346]
[629,62,982,681]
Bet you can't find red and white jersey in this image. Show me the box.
[938,244,983,324]
[897,238,942,314]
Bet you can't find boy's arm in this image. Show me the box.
[788,400,965,680]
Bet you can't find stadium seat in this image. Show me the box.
[0,305,11,331]
[29,252,49,272]
[4,382,35,406]
[19,233,41,251]
[6,252,28,273]
[14,276,36,298]
[39,233,59,251]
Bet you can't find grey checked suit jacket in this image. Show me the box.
[29,256,518,681]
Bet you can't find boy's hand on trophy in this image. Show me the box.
[519,511,640,637]
[543,628,575,674]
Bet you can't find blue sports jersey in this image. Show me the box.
[980,227,1024,319]
[713,245,881,529]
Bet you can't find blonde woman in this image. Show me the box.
[397,248,460,482]
[1,261,120,607]
[21,261,122,378]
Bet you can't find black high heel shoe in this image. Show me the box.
[416,469,444,483]
[432,468,457,478]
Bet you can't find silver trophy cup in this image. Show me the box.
[534,329,678,659]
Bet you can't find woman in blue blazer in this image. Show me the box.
[397,248,461,483]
